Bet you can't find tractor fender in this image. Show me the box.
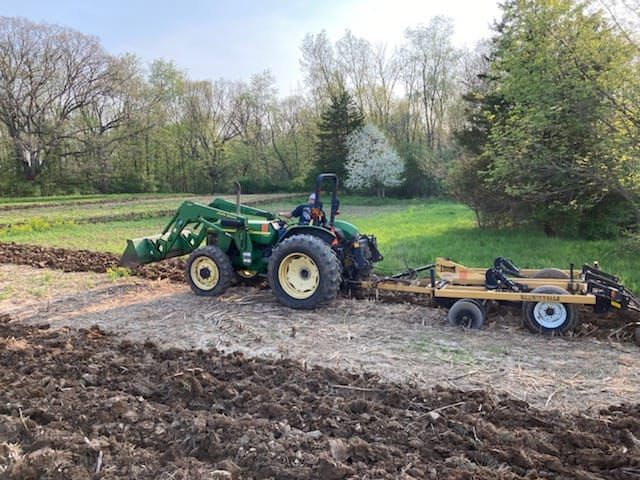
[279,225,336,245]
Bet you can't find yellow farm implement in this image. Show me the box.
[362,257,640,335]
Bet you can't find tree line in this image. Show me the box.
[0,14,464,198]
[0,1,638,238]
[454,0,640,237]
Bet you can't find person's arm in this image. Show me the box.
[278,204,303,219]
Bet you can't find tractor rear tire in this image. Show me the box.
[186,245,234,297]
[533,268,569,279]
[522,286,579,335]
[268,234,341,309]
[448,299,486,329]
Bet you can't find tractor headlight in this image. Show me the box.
[242,252,252,265]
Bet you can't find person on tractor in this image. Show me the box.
[278,193,323,225]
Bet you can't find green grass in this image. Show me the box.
[0,192,190,206]
[0,216,170,252]
[350,201,640,291]
[0,193,299,225]
[0,195,207,224]
[408,337,478,364]
[1,195,638,291]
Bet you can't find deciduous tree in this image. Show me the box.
[0,17,118,182]
[345,124,404,197]
[454,0,640,235]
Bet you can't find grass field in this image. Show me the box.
[1,193,638,290]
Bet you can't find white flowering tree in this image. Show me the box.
[345,124,404,197]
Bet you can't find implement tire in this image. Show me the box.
[186,245,233,297]
[448,299,485,329]
[522,286,579,335]
[533,268,569,279]
[268,234,341,309]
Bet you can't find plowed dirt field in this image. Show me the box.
[2,319,640,479]
[2,242,640,479]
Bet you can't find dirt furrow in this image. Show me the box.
[0,194,188,211]
[1,319,638,479]
[0,241,186,282]
[0,193,300,228]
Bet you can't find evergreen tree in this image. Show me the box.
[314,91,364,180]
[453,0,640,235]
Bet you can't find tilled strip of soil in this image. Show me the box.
[0,210,177,229]
[0,241,186,282]
[0,193,300,228]
[0,193,301,212]
[0,194,184,211]
[1,319,639,479]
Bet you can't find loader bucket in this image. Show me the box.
[119,236,161,268]
[119,232,195,268]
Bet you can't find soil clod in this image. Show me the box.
[0,322,639,479]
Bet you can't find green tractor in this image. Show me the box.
[120,174,383,309]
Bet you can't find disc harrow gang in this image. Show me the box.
[362,257,640,339]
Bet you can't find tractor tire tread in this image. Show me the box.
[268,234,341,309]
[186,245,234,297]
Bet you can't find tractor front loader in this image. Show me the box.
[120,174,382,309]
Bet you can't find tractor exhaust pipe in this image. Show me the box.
[234,181,241,217]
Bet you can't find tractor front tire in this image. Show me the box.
[522,286,579,335]
[268,234,341,309]
[186,245,234,297]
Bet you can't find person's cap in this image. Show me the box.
[308,193,316,203]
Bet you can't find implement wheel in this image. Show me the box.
[522,286,579,335]
[448,299,486,329]
[268,234,341,309]
[533,268,569,279]
[186,245,233,296]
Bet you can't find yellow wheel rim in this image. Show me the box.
[277,253,320,299]
[190,257,219,290]
[238,269,258,279]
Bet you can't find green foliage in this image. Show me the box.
[0,217,75,236]
[451,0,640,237]
[389,142,449,198]
[235,176,306,194]
[0,178,42,197]
[110,172,160,194]
[314,91,364,181]
[106,266,131,280]
[446,153,515,228]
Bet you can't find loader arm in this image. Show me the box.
[120,201,248,267]
[209,198,276,220]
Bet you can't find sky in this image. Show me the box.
[0,0,502,94]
